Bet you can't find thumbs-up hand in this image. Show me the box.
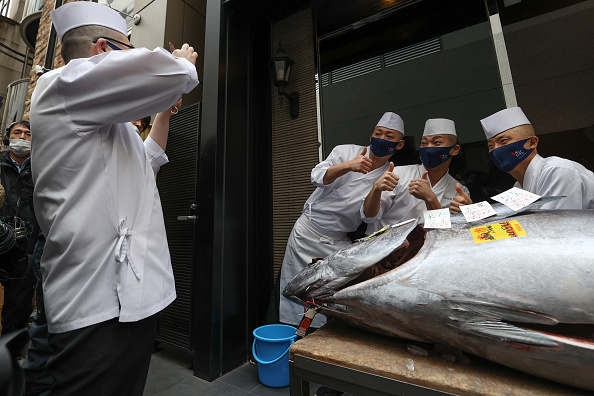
[348,146,373,174]
[450,183,472,214]
[373,161,399,191]
[409,171,433,200]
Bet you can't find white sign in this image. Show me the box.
[423,208,451,229]
[491,187,541,211]
[460,201,496,222]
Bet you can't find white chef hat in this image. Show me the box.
[376,112,405,135]
[51,2,128,41]
[423,118,456,137]
[480,107,531,139]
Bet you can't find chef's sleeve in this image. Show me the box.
[57,47,199,134]
[537,166,584,210]
[311,145,349,187]
[144,135,169,174]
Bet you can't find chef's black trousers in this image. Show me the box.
[47,314,158,396]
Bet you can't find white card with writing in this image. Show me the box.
[423,208,451,229]
[491,187,541,211]
[459,201,496,222]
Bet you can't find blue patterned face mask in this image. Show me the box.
[419,144,456,169]
[489,137,534,172]
[370,137,400,157]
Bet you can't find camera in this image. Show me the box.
[0,221,16,254]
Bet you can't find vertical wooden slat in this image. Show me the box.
[271,9,318,281]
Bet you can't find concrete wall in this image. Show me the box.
[0,1,31,128]
[320,21,506,155]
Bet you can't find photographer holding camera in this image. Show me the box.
[1,120,39,336]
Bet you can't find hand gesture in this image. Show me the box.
[409,171,433,200]
[450,183,472,213]
[348,147,373,174]
[373,162,399,191]
[170,42,198,66]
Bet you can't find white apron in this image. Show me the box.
[279,214,351,328]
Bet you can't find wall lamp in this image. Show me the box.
[268,41,299,119]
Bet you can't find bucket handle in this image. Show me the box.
[252,337,296,366]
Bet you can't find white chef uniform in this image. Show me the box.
[279,144,389,327]
[516,154,594,210]
[30,47,199,333]
[482,107,594,210]
[362,164,469,234]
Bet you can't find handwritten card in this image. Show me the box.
[423,209,451,229]
[459,201,496,222]
[491,187,540,211]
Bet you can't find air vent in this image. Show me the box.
[384,37,441,67]
[324,37,441,86]
[330,56,382,84]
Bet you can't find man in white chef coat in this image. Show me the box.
[279,112,406,328]
[29,2,199,395]
[450,107,594,211]
[362,118,469,233]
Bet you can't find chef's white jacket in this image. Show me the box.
[517,154,594,210]
[30,47,199,333]
[363,164,469,234]
[280,144,389,327]
[305,144,390,232]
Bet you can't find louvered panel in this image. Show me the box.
[331,56,382,84]
[321,73,330,87]
[155,102,201,350]
[271,9,319,282]
[383,37,441,67]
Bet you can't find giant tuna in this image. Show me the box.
[283,198,594,391]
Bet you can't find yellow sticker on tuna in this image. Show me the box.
[470,220,526,244]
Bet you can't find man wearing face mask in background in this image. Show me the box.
[362,118,469,233]
[450,107,594,212]
[0,121,39,335]
[278,112,405,328]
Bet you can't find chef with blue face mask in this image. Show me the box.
[362,118,469,233]
[450,107,594,212]
[278,112,405,328]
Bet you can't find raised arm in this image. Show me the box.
[408,171,441,210]
[56,47,198,133]
[322,147,373,185]
[363,162,397,219]
[311,146,372,187]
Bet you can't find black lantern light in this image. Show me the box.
[268,41,299,119]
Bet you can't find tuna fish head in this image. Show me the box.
[283,218,419,304]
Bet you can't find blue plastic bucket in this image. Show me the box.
[252,324,298,388]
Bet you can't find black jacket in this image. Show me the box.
[0,152,38,257]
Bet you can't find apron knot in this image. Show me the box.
[116,218,141,280]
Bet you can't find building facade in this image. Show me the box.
[12,0,594,381]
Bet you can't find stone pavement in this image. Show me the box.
[143,344,320,396]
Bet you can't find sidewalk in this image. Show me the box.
[143,344,317,396]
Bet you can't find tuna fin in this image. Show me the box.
[457,321,558,346]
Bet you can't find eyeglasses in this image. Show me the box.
[92,37,135,50]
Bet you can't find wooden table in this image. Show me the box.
[289,319,589,396]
